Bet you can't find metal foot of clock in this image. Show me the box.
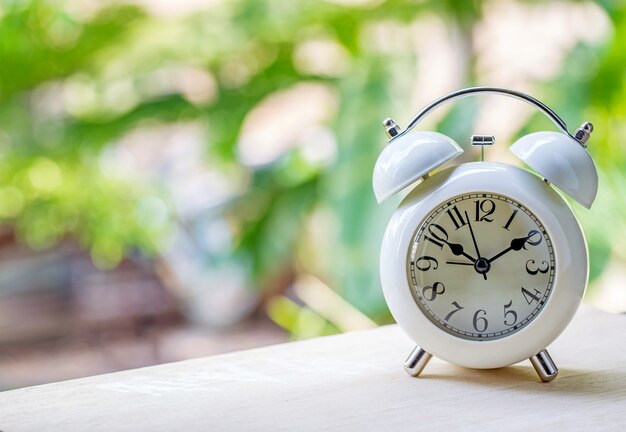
[404,346,432,377]
[529,349,559,382]
[404,346,559,382]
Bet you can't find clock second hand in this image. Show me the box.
[465,211,487,280]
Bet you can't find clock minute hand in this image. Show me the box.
[488,233,531,264]
[465,211,487,280]
[465,211,482,258]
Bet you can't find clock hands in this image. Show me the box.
[442,241,476,263]
[442,214,487,279]
[446,229,539,278]
[465,211,487,280]
[487,230,537,264]
[427,213,482,276]
[465,212,481,258]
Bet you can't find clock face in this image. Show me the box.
[407,193,555,341]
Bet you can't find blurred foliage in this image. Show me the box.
[0,0,625,336]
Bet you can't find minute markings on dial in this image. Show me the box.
[407,192,555,341]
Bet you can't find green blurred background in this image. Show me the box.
[0,0,624,389]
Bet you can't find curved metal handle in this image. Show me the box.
[396,86,574,140]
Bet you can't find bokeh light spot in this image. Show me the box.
[28,159,63,193]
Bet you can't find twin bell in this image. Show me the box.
[372,88,598,209]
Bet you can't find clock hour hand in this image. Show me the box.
[444,241,476,262]
[427,226,476,262]
[488,231,533,263]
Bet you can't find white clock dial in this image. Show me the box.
[407,193,555,341]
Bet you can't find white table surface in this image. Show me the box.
[0,305,624,431]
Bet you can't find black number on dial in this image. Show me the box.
[415,256,439,271]
[472,309,488,332]
[422,282,445,301]
[521,287,542,305]
[524,230,543,248]
[474,199,495,222]
[503,209,519,230]
[526,259,549,275]
[503,300,518,326]
[446,206,468,230]
[444,301,464,321]
[424,224,448,249]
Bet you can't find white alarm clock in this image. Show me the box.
[373,87,598,382]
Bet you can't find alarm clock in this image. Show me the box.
[373,87,598,382]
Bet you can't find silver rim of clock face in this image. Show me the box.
[406,192,555,341]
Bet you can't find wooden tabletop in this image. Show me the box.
[1,305,625,431]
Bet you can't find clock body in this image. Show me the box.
[380,162,587,369]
